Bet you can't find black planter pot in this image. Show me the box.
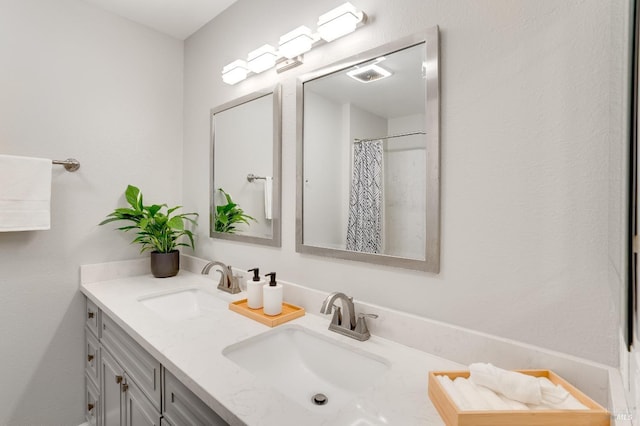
[150,250,180,278]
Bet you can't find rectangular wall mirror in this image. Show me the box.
[296,28,440,271]
[210,86,282,246]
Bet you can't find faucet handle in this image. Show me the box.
[355,313,378,336]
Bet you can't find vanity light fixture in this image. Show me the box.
[278,26,315,59]
[247,44,278,74]
[317,2,365,42]
[347,63,392,83]
[222,60,248,85]
[221,2,367,85]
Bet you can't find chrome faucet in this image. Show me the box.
[201,260,241,294]
[320,292,378,341]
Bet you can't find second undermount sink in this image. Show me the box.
[222,325,390,413]
[138,288,226,321]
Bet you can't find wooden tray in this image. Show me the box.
[428,370,610,426]
[228,299,305,327]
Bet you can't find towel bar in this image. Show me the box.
[52,158,80,172]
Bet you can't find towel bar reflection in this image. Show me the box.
[246,173,266,182]
[52,158,80,172]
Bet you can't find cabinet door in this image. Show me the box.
[163,368,227,425]
[101,349,124,426]
[86,298,100,337]
[102,315,161,409]
[123,374,161,426]
[85,374,100,426]
[86,327,100,387]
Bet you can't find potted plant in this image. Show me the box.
[100,185,198,278]
[213,188,256,233]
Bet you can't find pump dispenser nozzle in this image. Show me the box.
[248,268,260,281]
[265,272,277,286]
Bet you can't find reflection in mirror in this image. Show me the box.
[296,28,439,271]
[210,86,281,247]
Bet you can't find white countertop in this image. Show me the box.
[81,270,464,426]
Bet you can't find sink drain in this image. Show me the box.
[311,393,328,406]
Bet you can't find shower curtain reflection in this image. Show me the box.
[346,140,384,253]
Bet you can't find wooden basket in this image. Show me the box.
[428,370,610,426]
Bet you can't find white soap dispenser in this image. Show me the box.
[246,267,265,309]
[262,272,282,316]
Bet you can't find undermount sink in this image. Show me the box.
[222,325,390,413]
[138,288,226,321]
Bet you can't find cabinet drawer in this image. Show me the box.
[163,368,227,426]
[85,327,100,387]
[86,298,100,337]
[101,314,161,410]
[85,373,100,426]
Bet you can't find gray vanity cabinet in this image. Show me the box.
[84,297,229,426]
[162,368,227,425]
[85,299,102,425]
[100,348,161,426]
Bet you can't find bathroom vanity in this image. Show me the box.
[80,257,626,426]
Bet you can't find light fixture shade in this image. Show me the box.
[247,44,277,74]
[222,60,248,85]
[279,26,314,59]
[317,2,364,42]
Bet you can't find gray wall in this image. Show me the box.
[183,0,628,366]
[0,0,183,424]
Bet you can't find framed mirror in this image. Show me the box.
[210,86,282,246]
[296,28,439,271]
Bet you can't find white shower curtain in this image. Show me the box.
[346,140,384,253]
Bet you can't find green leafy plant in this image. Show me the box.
[100,185,198,253]
[213,188,256,233]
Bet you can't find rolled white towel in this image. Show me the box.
[498,394,530,410]
[474,385,511,410]
[538,377,569,405]
[453,377,492,410]
[469,363,542,404]
[436,375,468,410]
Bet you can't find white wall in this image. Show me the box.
[386,114,426,259]
[183,0,626,366]
[0,0,183,424]
[302,91,345,248]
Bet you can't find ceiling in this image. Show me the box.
[81,0,238,40]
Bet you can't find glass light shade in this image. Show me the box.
[317,2,364,42]
[247,44,277,74]
[279,26,314,59]
[222,60,248,85]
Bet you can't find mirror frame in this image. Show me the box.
[295,27,440,272]
[210,85,282,247]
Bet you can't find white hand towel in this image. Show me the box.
[474,384,512,410]
[436,375,468,410]
[538,377,569,405]
[264,176,273,220]
[469,363,542,404]
[498,394,531,410]
[0,155,52,231]
[453,377,491,410]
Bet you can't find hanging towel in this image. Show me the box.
[0,155,52,231]
[264,176,273,220]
